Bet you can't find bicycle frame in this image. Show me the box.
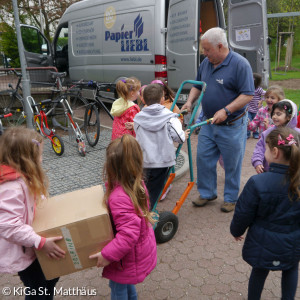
[93,86,114,120]
[57,97,84,142]
[28,97,56,141]
[2,70,26,124]
[26,96,64,156]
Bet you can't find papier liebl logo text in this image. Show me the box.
[105,14,149,52]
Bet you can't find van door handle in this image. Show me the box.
[168,67,176,71]
[39,55,48,61]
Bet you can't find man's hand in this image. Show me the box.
[212,108,227,124]
[181,101,192,113]
[181,87,201,113]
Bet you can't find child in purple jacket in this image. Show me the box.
[252,99,300,173]
[89,134,157,300]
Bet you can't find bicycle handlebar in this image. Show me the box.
[0,113,13,118]
[72,80,115,91]
[10,69,22,77]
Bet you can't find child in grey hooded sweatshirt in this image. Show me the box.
[134,84,189,209]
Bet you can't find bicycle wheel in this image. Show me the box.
[84,104,100,147]
[51,135,64,156]
[0,90,26,127]
[52,93,88,131]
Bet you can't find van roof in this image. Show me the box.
[64,0,115,14]
[64,0,156,15]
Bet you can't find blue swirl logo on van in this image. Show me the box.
[134,14,143,38]
[105,14,149,52]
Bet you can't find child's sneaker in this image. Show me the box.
[160,184,172,201]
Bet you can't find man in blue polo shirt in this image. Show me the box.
[182,27,254,212]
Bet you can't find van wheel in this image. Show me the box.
[154,211,178,244]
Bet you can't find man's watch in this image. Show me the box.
[223,107,231,116]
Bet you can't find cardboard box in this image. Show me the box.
[33,185,113,280]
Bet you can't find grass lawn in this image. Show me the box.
[284,89,300,109]
[270,55,300,81]
[269,55,300,109]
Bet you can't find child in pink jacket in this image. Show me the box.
[90,134,157,299]
[0,127,65,300]
[248,85,285,138]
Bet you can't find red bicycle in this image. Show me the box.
[0,113,13,135]
[26,96,64,156]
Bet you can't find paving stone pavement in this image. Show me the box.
[1,125,300,299]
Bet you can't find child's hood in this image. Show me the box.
[0,165,21,184]
[110,97,135,117]
[134,104,178,131]
[282,99,298,128]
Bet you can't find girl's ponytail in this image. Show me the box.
[116,77,141,100]
[289,142,300,199]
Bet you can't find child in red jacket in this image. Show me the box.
[110,77,141,140]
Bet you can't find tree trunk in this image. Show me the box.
[284,34,294,70]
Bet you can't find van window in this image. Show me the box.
[56,26,69,51]
[21,26,49,55]
[54,23,69,72]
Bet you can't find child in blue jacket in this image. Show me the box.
[231,127,300,300]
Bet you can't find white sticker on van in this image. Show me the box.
[104,6,116,29]
[235,29,251,42]
[72,19,101,56]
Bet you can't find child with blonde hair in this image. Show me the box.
[89,134,157,300]
[111,77,141,140]
[248,85,284,138]
[231,127,300,300]
[0,127,65,300]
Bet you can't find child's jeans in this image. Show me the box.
[109,280,137,300]
[248,263,299,300]
[18,259,59,300]
[247,111,259,138]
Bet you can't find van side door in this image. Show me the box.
[166,0,199,91]
[20,25,53,67]
[227,0,269,87]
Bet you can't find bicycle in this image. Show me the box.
[0,69,26,126]
[40,93,87,156]
[49,72,89,132]
[0,113,13,135]
[75,81,114,147]
[26,96,64,156]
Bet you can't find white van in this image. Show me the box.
[21,0,269,98]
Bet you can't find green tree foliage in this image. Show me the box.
[0,0,79,67]
[0,23,20,67]
[0,0,79,40]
